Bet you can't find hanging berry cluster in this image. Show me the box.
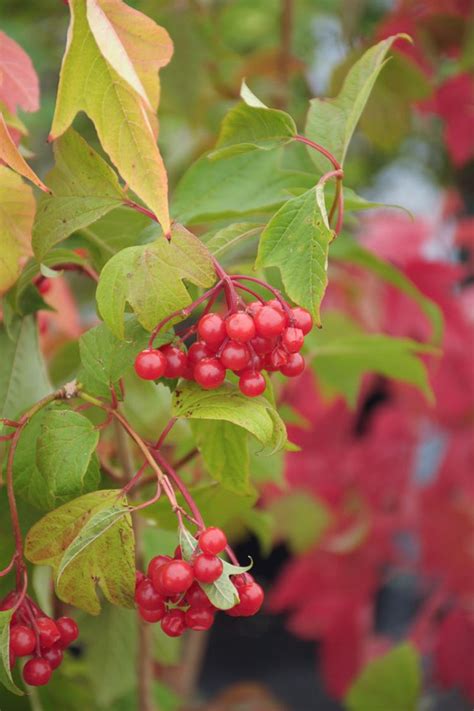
[134,271,313,398]
[134,527,264,636]
[1,591,78,687]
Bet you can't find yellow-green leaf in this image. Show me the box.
[0,166,35,295]
[51,0,173,231]
[0,113,49,192]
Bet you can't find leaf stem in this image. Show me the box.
[293,134,341,171]
[153,451,204,530]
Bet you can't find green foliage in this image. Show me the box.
[191,420,253,495]
[32,129,125,260]
[269,492,331,553]
[345,643,421,711]
[0,610,23,695]
[96,224,215,338]
[25,490,135,614]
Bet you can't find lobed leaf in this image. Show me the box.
[96,224,215,338]
[25,490,135,614]
[256,187,334,324]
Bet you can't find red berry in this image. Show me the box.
[280,352,305,377]
[269,346,288,369]
[227,582,264,617]
[147,555,171,582]
[135,579,165,610]
[185,583,213,609]
[187,341,214,366]
[199,527,228,555]
[161,609,186,637]
[291,307,313,335]
[138,604,165,623]
[281,327,304,353]
[10,625,36,657]
[225,313,256,343]
[254,305,286,338]
[246,301,263,317]
[194,357,226,389]
[161,345,187,378]
[239,370,266,397]
[37,278,51,295]
[158,560,194,595]
[135,570,146,589]
[232,573,254,588]
[267,298,287,314]
[193,554,223,584]
[37,618,60,651]
[251,335,275,355]
[185,607,215,631]
[197,313,226,349]
[220,341,251,371]
[43,644,63,670]
[134,349,167,380]
[56,617,79,648]
[23,657,52,686]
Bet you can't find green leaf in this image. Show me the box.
[308,312,436,407]
[202,222,263,258]
[36,409,100,502]
[172,381,287,452]
[0,610,23,695]
[96,224,215,338]
[13,409,99,510]
[210,82,296,160]
[0,317,50,421]
[172,149,315,225]
[330,237,443,343]
[191,420,253,495]
[32,129,125,260]
[256,187,334,324]
[78,207,150,268]
[0,166,35,295]
[269,493,330,553]
[305,34,410,172]
[345,643,421,711]
[79,318,150,387]
[25,490,135,614]
[51,0,173,231]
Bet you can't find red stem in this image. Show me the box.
[230,275,294,322]
[294,134,341,171]
[154,418,177,450]
[154,451,205,530]
[233,282,266,303]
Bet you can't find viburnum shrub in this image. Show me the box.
[0,0,455,706]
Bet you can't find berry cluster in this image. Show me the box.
[134,527,264,636]
[135,299,312,397]
[0,592,79,687]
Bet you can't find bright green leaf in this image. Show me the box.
[0,610,23,695]
[191,420,253,495]
[96,224,215,338]
[256,187,334,324]
[345,643,421,711]
[32,129,125,260]
[202,222,263,258]
[51,0,173,231]
[25,490,135,614]
[172,381,287,452]
[305,34,410,172]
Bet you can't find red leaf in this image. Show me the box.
[0,31,39,113]
[434,73,474,167]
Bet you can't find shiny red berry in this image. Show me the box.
[199,527,228,555]
[280,352,305,377]
[161,345,187,378]
[135,570,146,589]
[185,583,213,609]
[158,560,194,595]
[254,305,286,338]
[37,618,60,651]
[193,554,223,584]
[197,313,226,349]
[194,357,226,389]
[185,607,215,631]
[291,307,313,335]
[220,341,251,371]
[161,609,187,637]
[10,625,36,657]
[246,301,263,317]
[37,278,51,295]
[239,370,266,397]
[135,579,165,610]
[134,349,167,380]
[56,617,79,648]
[225,313,256,343]
[187,341,215,365]
[23,657,52,686]
[227,582,264,617]
[43,644,63,670]
[281,327,304,353]
[251,335,275,355]
[147,555,171,582]
[138,604,165,623]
